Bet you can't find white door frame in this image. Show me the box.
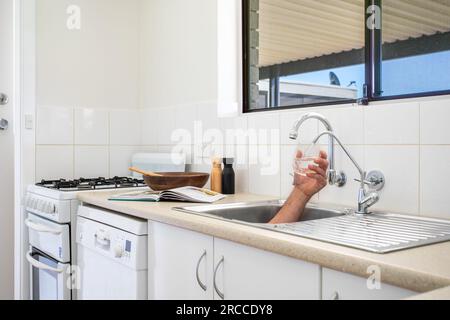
[12,0,23,300]
[13,0,36,300]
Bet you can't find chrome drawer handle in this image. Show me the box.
[213,256,225,300]
[195,250,207,291]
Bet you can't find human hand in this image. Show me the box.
[293,150,329,198]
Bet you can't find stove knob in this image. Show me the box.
[114,244,124,258]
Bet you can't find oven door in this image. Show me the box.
[27,248,71,300]
[26,213,70,263]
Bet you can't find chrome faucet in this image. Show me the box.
[312,131,384,214]
[289,113,346,187]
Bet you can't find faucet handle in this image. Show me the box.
[354,178,372,185]
[329,170,346,188]
[355,170,385,192]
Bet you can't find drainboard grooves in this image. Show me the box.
[302,217,440,240]
[270,213,450,253]
[281,225,397,247]
[363,215,450,232]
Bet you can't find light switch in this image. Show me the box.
[24,114,33,129]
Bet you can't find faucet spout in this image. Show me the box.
[289,112,333,140]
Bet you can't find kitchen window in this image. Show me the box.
[243,0,450,112]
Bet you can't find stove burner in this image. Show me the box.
[37,177,146,191]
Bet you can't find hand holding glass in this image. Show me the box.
[292,144,321,177]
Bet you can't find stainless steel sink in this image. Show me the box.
[173,201,450,254]
[174,200,344,224]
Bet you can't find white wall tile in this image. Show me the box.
[110,109,141,145]
[109,146,141,177]
[220,115,248,145]
[279,110,317,145]
[193,103,222,151]
[420,146,450,219]
[318,145,365,207]
[365,146,419,215]
[249,163,280,197]
[155,107,177,145]
[420,99,450,145]
[74,146,109,178]
[248,112,280,145]
[140,108,158,145]
[175,104,197,137]
[318,105,364,145]
[74,108,109,145]
[234,166,249,194]
[36,106,74,145]
[36,146,73,180]
[365,102,420,145]
[249,144,281,197]
[196,103,220,131]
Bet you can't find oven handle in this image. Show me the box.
[26,251,64,273]
[25,218,62,235]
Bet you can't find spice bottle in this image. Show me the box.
[222,158,235,195]
[210,158,222,193]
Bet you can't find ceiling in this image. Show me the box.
[259,0,450,67]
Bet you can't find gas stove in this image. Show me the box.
[25,176,149,300]
[26,176,148,223]
[36,176,147,191]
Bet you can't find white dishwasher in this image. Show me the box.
[76,205,148,300]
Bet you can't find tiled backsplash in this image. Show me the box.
[36,96,450,220]
[35,106,143,180]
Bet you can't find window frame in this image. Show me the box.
[242,0,450,113]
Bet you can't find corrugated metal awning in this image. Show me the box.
[259,0,450,67]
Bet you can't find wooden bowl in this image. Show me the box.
[143,172,210,191]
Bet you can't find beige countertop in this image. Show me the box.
[406,286,450,300]
[77,191,450,297]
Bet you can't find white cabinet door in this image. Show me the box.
[149,222,214,300]
[213,238,321,300]
[322,268,416,300]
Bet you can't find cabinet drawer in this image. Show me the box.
[322,268,416,300]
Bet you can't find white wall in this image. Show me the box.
[34,0,142,180]
[36,0,140,109]
[139,0,218,109]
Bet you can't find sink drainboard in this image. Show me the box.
[267,213,450,253]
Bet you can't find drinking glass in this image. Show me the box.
[292,144,321,177]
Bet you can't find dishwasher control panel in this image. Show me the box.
[76,216,147,269]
